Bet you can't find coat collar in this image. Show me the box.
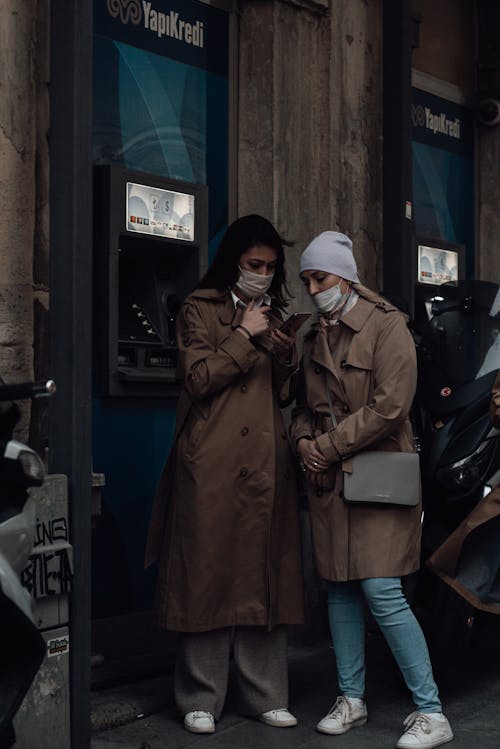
[305,297,376,378]
[337,296,377,332]
[305,292,398,340]
[187,287,236,325]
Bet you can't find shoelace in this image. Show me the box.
[403,712,432,736]
[326,696,351,722]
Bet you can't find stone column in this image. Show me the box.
[238,0,384,643]
[238,0,383,310]
[329,0,383,291]
[30,0,51,455]
[478,127,500,282]
[0,0,38,436]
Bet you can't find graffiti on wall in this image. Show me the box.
[21,516,73,598]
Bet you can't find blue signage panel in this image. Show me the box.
[95,0,228,74]
[412,88,473,157]
[412,88,474,277]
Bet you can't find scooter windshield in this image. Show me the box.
[417,280,500,387]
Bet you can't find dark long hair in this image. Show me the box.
[197,214,293,308]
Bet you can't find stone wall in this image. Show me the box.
[238,0,383,311]
[0,0,50,444]
[478,126,500,283]
[0,1,37,425]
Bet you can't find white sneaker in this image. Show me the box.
[396,712,454,749]
[316,695,367,735]
[183,710,215,734]
[258,708,298,727]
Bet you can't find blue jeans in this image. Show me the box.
[327,577,441,713]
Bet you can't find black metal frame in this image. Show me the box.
[49,1,93,747]
[382,0,414,313]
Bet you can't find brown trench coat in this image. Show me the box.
[144,288,304,633]
[290,285,421,581]
[426,369,500,614]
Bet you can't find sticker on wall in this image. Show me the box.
[47,635,70,658]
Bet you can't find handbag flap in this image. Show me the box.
[343,451,421,506]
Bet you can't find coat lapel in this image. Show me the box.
[309,325,335,373]
[308,302,374,408]
[219,295,239,327]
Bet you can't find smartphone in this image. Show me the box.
[279,312,311,336]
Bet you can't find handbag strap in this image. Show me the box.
[324,373,338,429]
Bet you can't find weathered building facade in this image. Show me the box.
[0,1,498,746]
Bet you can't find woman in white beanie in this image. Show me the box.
[290,232,453,749]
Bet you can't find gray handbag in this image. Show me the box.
[343,450,421,506]
[325,377,421,507]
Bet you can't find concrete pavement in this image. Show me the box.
[91,617,500,749]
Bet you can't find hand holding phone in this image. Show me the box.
[279,312,311,337]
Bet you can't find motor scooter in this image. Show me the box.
[0,379,56,748]
[410,280,500,659]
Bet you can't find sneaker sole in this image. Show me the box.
[258,717,298,728]
[316,716,367,735]
[184,723,215,734]
[396,731,454,749]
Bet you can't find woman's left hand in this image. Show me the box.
[269,327,295,356]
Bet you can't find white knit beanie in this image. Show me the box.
[299,231,359,283]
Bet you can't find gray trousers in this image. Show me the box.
[174,625,289,720]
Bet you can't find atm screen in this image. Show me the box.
[126,181,195,242]
[417,244,459,286]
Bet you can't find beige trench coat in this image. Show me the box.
[290,285,421,581]
[145,288,304,633]
[426,369,500,614]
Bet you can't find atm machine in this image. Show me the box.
[93,165,208,397]
[413,238,465,328]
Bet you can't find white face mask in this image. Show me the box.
[312,282,350,314]
[236,266,274,299]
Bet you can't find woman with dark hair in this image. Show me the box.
[145,214,304,734]
[197,213,292,309]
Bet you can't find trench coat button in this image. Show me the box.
[240,427,249,436]
[240,467,248,477]
[314,366,321,374]
[241,384,248,393]
[340,359,347,369]
[343,405,349,413]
